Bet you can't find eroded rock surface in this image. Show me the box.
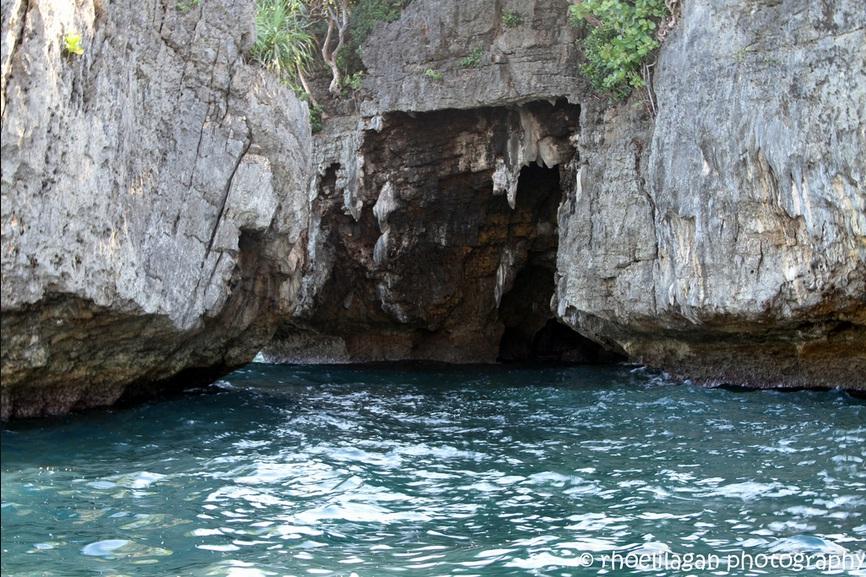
[3,0,862,418]
[1,0,311,418]
[360,0,582,114]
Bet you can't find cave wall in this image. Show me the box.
[263,0,607,366]
[264,101,583,363]
[0,0,311,418]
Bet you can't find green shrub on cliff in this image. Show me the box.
[308,102,324,132]
[342,70,365,93]
[177,0,201,14]
[252,0,316,93]
[460,47,484,68]
[63,33,84,56]
[424,68,443,81]
[569,0,669,99]
[252,0,408,98]
[502,10,523,28]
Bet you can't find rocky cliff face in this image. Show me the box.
[1,0,311,418]
[268,0,864,388]
[556,0,866,388]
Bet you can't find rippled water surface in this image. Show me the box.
[2,364,865,576]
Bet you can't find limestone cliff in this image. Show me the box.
[268,0,865,388]
[2,0,863,420]
[556,0,866,388]
[1,0,311,418]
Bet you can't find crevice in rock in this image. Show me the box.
[495,164,625,364]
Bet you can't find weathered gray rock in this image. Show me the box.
[360,0,583,114]
[4,0,862,418]
[1,0,311,418]
[556,0,866,388]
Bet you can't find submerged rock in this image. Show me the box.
[0,0,311,418]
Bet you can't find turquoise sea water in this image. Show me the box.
[1,364,865,576]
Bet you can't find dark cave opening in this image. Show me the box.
[498,317,625,364]
[265,99,623,365]
[496,163,623,364]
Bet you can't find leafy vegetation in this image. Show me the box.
[460,47,484,68]
[252,0,408,100]
[569,0,669,99]
[342,70,364,93]
[424,68,443,81]
[501,10,523,28]
[177,0,201,13]
[63,33,84,56]
[294,91,324,132]
[308,102,324,132]
[251,0,317,94]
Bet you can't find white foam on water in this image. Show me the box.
[292,502,431,524]
[476,548,515,558]
[704,481,799,500]
[113,471,167,489]
[558,537,620,552]
[766,535,847,555]
[197,544,241,552]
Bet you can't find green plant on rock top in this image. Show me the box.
[63,33,84,56]
[569,0,668,99]
[502,10,523,28]
[424,68,443,81]
[460,47,484,68]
